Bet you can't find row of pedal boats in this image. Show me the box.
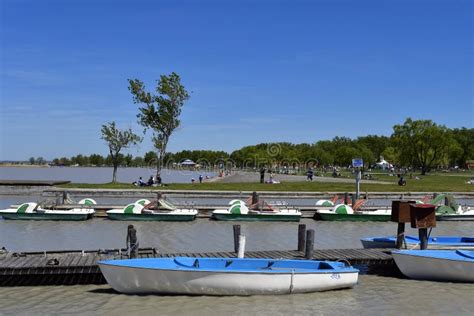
[1,197,473,221]
[98,246,474,295]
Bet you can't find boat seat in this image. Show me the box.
[174,258,199,268]
[456,250,474,259]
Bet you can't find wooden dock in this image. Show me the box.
[0,247,394,286]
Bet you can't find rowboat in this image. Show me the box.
[98,257,359,295]
[106,199,198,221]
[361,236,474,250]
[393,250,474,282]
[315,204,391,222]
[0,198,96,221]
[212,200,301,222]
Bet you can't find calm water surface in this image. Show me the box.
[0,216,473,314]
[0,167,215,184]
[0,195,474,315]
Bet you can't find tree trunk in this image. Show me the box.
[421,165,427,175]
[112,163,118,183]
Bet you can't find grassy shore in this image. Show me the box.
[59,173,474,192]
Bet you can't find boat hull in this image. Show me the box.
[361,237,474,250]
[393,251,474,282]
[317,213,391,222]
[107,213,196,221]
[212,213,300,222]
[0,213,92,221]
[436,214,474,221]
[99,262,358,295]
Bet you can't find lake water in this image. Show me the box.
[0,167,216,184]
[1,194,474,315]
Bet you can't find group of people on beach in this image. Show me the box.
[133,174,162,187]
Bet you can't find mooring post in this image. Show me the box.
[233,225,241,253]
[419,228,428,250]
[305,229,315,259]
[351,194,356,207]
[297,224,306,251]
[237,235,246,258]
[396,223,405,249]
[126,225,138,259]
[344,192,349,205]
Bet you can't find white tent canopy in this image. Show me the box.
[180,159,196,166]
[375,156,392,169]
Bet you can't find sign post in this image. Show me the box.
[352,158,363,199]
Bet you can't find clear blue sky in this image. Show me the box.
[0,0,472,161]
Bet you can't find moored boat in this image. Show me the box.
[361,236,474,250]
[316,204,391,222]
[436,206,474,221]
[106,199,198,221]
[392,250,474,282]
[98,257,359,295]
[212,199,301,222]
[0,198,96,221]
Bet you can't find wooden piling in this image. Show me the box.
[297,224,306,251]
[344,192,349,205]
[233,225,241,253]
[419,228,428,250]
[351,194,356,207]
[305,229,315,259]
[396,223,405,249]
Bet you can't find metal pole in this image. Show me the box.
[355,168,361,199]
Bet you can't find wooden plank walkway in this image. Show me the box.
[0,247,394,286]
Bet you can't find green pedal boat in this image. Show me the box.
[0,198,96,221]
[212,199,301,222]
[315,204,391,222]
[106,199,198,221]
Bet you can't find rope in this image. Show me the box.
[289,269,295,294]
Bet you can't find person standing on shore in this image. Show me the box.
[307,168,314,181]
[199,174,203,183]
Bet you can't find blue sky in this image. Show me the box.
[0,0,472,160]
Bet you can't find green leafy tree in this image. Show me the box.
[392,118,456,174]
[101,121,142,182]
[29,157,35,165]
[451,128,474,167]
[128,72,190,177]
[89,154,105,166]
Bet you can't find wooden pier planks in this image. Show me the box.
[0,248,394,286]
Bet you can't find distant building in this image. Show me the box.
[466,160,474,170]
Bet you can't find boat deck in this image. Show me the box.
[0,247,393,286]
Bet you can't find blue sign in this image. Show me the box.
[352,158,363,168]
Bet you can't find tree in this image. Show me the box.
[392,118,455,175]
[128,72,190,177]
[29,157,35,165]
[101,122,142,182]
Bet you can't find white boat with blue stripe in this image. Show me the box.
[98,257,359,295]
[393,250,474,282]
[361,236,474,250]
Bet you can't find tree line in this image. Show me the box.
[50,121,473,176]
